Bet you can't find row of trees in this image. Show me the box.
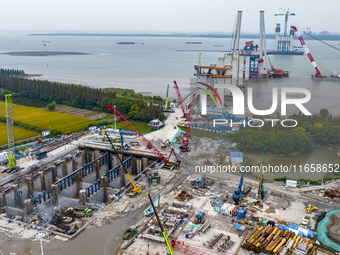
[0,74,118,103]
[100,98,164,122]
[0,68,25,76]
[121,91,163,102]
[232,127,314,155]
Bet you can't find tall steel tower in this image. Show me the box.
[5,94,16,169]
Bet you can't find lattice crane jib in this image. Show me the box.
[5,94,16,169]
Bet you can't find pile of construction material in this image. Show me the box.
[324,188,340,201]
[242,225,316,255]
[205,234,234,252]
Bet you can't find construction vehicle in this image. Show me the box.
[144,193,160,216]
[105,132,143,195]
[161,139,170,148]
[106,104,180,168]
[233,164,252,205]
[148,171,160,186]
[73,208,93,217]
[146,192,174,255]
[123,225,138,240]
[306,205,318,214]
[194,211,206,224]
[258,153,268,200]
[191,173,206,188]
[301,216,310,227]
[105,129,130,150]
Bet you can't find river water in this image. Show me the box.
[0,33,339,180]
[0,33,340,115]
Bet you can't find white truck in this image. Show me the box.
[221,203,235,216]
[301,216,310,227]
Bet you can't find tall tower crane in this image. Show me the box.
[5,94,16,169]
[274,8,295,36]
[291,26,323,78]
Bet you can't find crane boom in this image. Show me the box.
[165,84,169,110]
[106,104,172,164]
[146,192,174,255]
[291,26,323,78]
[173,81,186,117]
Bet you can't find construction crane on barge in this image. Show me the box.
[291,26,323,78]
[106,104,180,167]
[275,8,295,36]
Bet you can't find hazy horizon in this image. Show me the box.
[0,0,339,34]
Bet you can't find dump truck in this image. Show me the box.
[73,208,93,217]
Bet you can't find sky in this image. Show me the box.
[0,0,338,33]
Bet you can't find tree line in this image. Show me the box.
[232,127,314,155]
[0,71,165,122]
[0,68,25,76]
[0,74,117,103]
[233,109,340,154]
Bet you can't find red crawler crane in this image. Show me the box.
[106,104,173,164]
[291,26,323,78]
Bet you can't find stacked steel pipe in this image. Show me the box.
[242,225,317,255]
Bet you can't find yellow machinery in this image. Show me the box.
[105,132,142,194]
[161,139,170,148]
[5,95,16,169]
[306,205,318,213]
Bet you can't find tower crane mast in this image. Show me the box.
[5,94,16,169]
[291,26,323,78]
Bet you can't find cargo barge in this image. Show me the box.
[116,42,135,44]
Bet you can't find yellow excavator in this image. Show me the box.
[306,204,318,213]
[105,132,143,194]
[161,139,170,148]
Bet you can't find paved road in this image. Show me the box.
[144,108,183,143]
[0,204,149,255]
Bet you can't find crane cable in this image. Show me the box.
[304,32,340,52]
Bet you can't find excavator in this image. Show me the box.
[306,205,318,213]
[161,139,170,148]
[105,132,143,194]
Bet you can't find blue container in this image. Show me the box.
[185,233,189,238]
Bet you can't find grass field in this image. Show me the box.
[0,102,97,134]
[0,122,38,146]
